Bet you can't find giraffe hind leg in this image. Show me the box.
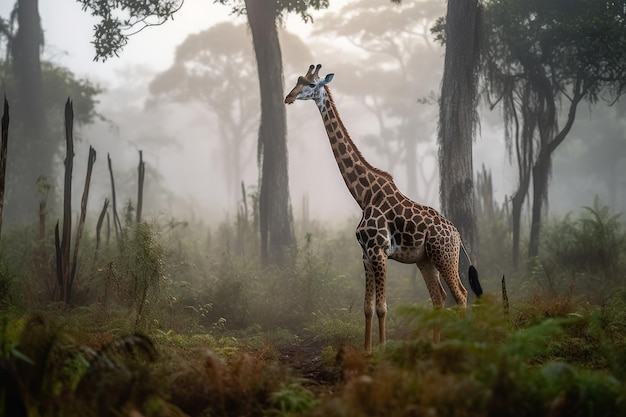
[417,262,445,343]
[363,258,375,352]
[431,243,468,308]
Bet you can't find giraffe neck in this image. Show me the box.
[318,86,393,209]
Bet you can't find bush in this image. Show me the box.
[537,197,626,300]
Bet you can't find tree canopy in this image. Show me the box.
[78,0,328,61]
[215,0,328,22]
[76,0,184,61]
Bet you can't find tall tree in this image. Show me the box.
[7,0,46,223]
[12,0,44,135]
[481,0,626,262]
[245,0,293,265]
[76,0,183,62]
[216,0,328,265]
[436,0,481,264]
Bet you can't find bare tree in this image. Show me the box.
[216,0,328,265]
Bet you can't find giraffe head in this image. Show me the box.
[284,64,334,109]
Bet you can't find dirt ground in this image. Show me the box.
[277,339,344,394]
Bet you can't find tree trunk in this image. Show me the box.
[528,150,549,258]
[510,91,537,268]
[527,81,584,258]
[9,0,46,223]
[510,190,526,267]
[438,0,480,263]
[244,0,294,266]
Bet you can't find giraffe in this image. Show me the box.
[285,64,483,352]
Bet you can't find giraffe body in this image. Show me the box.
[285,64,481,351]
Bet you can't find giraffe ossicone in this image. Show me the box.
[285,64,483,352]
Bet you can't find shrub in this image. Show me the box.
[537,197,626,300]
[100,221,165,332]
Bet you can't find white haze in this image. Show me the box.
[3,0,604,229]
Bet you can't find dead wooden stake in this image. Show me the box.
[58,98,74,303]
[502,275,510,318]
[107,153,122,240]
[136,150,145,223]
[69,146,96,301]
[94,198,109,265]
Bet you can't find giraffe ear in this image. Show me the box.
[322,73,334,85]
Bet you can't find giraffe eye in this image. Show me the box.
[308,83,316,88]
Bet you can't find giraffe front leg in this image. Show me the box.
[363,249,387,350]
[363,265,375,352]
[374,256,388,346]
[363,247,386,352]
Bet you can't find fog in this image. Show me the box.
[1,0,623,229]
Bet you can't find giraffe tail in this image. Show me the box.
[468,265,483,297]
[460,240,483,297]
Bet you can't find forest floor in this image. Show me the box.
[276,337,344,395]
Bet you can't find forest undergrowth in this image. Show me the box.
[1,199,626,417]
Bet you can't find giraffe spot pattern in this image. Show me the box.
[345,172,357,184]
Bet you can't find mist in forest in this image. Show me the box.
[0,0,624,229]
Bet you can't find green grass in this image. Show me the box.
[2,289,626,417]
